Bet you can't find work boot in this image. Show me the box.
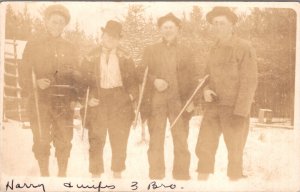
[173,173,190,180]
[229,174,248,181]
[198,173,210,181]
[149,171,165,180]
[113,171,122,179]
[57,157,68,177]
[38,158,49,177]
[92,173,102,178]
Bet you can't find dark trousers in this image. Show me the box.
[148,91,190,178]
[28,98,73,161]
[88,88,134,175]
[195,104,249,177]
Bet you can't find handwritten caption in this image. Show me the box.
[5,179,184,192]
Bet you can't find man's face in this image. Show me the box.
[102,32,120,50]
[45,13,67,38]
[160,21,179,42]
[211,15,234,41]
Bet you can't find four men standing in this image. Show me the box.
[20,4,257,180]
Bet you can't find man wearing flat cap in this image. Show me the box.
[195,7,258,181]
[138,13,197,180]
[80,20,138,178]
[19,4,81,177]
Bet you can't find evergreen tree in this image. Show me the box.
[121,4,159,65]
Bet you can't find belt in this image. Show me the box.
[98,86,126,99]
[99,86,123,92]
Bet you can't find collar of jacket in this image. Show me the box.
[30,32,64,45]
[45,32,64,43]
[213,35,238,49]
[162,38,178,47]
[86,45,130,63]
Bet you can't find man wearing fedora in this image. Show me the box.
[19,4,81,177]
[139,13,197,180]
[195,7,258,181]
[80,20,138,178]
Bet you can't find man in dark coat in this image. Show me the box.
[195,7,258,181]
[139,13,197,180]
[80,20,138,178]
[19,4,80,177]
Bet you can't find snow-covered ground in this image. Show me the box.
[1,116,300,191]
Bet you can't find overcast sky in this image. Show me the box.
[5,1,292,38]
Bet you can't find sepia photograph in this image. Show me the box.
[0,1,299,192]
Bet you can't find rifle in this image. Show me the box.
[81,86,90,140]
[132,66,149,129]
[31,70,42,140]
[170,75,209,129]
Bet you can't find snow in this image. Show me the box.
[1,116,299,191]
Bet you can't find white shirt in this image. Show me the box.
[100,48,123,88]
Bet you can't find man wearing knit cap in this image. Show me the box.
[139,12,197,180]
[19,4,80,177]
[195,7,258,181]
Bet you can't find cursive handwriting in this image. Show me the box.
[4,179,183,192]
[147,181,176,190]
[6,179,45,192]
[64,181,115,192]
